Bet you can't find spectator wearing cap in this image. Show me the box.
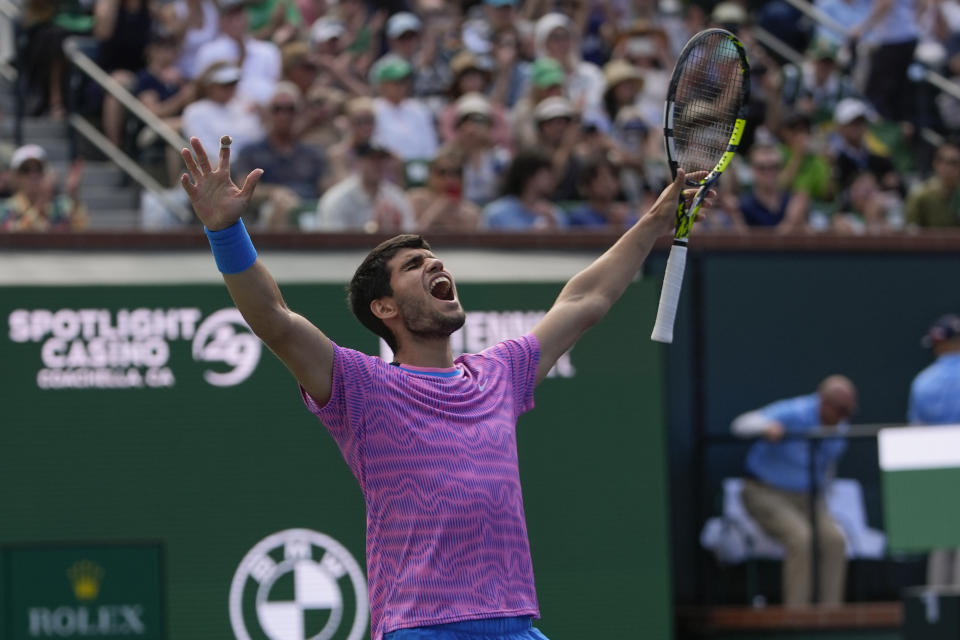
[407,148,481,231]
[327,96,377,186]
[164,0,220,80]
[439,51,511,149]
[906,137,960,228]
[370,54,439,177]
[382,11,451,101]
[567,155,637,229]
[908,313,960,586]
[780,38,858,127]
[445,93,511,207]
[182,63,264,157]
[313,142,415,232]
[533,13,605,118]
[232,82,326,229]
[511,57,567,149]
[0,145,87,232]
[533,95,583,201]
[829,98,901,193]
[483,149,566,229]
[194,0,282,106]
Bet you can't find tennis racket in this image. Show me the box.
[650,29,750,344]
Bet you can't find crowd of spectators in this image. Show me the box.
[4,0,960,233]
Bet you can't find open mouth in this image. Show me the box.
[429,276,455,301]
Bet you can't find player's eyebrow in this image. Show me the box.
[400,252,435,271]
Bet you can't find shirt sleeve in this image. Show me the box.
[299,342,378,480]
[759,395,814,433]
[481,333,540,417]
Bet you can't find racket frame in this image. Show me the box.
[651,29,750,344]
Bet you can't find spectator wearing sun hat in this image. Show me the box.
[0,145,87,232]
[908,313,960,586]
[371,54,439,173]
[438,51,511,149]
[445,93,511,207]
[533,95,583,201]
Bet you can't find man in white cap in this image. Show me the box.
[829,98,900,195]
[533,96,581,201]
[194,0,281,106]
[446,92,510,207]
[182,64,264,155]
[0,145,87,231]
[382,11,451,99]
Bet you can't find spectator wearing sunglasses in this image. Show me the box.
[232,82,327,229]
[445,93,511,207]
[0,145,87,232]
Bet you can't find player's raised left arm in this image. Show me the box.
[531,171,711,384]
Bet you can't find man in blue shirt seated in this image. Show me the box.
[731,375,857,607]
[908,314,960,586]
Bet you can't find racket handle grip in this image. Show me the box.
[651,244,688,344]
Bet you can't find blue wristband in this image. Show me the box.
[204,219,258,274]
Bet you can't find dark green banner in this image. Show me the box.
[3,543,163,640]
[1,281,670,639]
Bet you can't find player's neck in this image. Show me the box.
[392,338,455,369]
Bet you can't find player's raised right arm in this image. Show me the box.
[181,136,334,405]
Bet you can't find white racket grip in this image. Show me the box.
[650,244,688,344]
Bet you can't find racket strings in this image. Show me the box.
[671,35,745,174]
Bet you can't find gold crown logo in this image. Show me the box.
[67,560,104,601]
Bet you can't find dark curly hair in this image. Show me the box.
[348,234,431,351]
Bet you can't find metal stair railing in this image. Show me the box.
[62,36,192,222]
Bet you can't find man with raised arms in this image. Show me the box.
[180,135,710,640]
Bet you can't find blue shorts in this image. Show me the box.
[384,616,550,640]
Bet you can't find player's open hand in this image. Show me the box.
[180,136,263,231]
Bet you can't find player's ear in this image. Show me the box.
[370,297,397,321]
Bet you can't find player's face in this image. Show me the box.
[820,392,856,426]
[386,248,466,339]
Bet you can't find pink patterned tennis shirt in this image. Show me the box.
[300,334,541,640]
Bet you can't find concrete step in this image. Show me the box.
[80,188,139,211]
[84,208,140,230]
[0,117,70,140]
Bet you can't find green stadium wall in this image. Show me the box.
[0,278,672,640]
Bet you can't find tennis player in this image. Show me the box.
[181,136,711,640]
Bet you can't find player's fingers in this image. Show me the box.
[181,147,202,180]
[239,168,264,201]
[685,170,709,183]
[219,135,232,173]
[191,137,213,174]
[180,172,198,199]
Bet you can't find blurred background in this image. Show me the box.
[2,0,960,638]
